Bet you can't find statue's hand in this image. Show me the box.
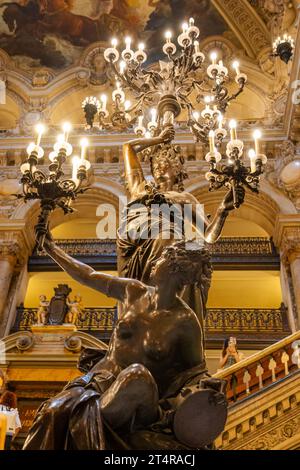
[221,186,245,211]
[159,125,175,144]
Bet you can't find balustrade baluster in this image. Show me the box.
[243,369,251,394]
[255,363,264,389]
[268,357,277,382]
[281,350,290,376]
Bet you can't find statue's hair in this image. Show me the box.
[149,144,188,192]
[161,241,212,299]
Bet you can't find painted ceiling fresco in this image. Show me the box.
[0,0,229,70]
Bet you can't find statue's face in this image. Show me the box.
[153,160,176,190]
[93,55,106,73]
[39,295,46,301]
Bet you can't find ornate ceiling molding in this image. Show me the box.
[212,0,271,59]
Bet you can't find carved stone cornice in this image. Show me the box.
[0,222,34,265]
[274,215,300,262]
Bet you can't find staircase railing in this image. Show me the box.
[213,330,300,404]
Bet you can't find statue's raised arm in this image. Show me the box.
[123,126,175,200]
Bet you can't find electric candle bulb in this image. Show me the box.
[219,60,224,67]
[151,108,157,123]
[248,148,257,173]
[194,40,199,53]
[101,94,107,111]
[111,38,117,48]
[138,115,144,127]
[193,111,200,121]
[119,61,126,74]
[182,23,188,33]
[80,138,89,160]
[35,123,45,146]
[62,122,71,143]
[253,129,262,155]
[165,31,172,42]
[218,114,223,128]
[229,119,237,140]
[189,17,194,27]
[210,52,217,65]
[232,60,240,75]
[204,96,211,104]
[138,43,145,51]
[209,130,215,154]
[125,36,131,50]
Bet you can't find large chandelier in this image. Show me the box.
[83,17,248,148]
[17,19,268,247]
[17,124,90,250]
[98,17,266,202]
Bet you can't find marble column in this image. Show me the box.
[0,253,16,334]
[0,222,33,338]
[274,215,300,328]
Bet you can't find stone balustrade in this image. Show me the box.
[214,330,300,404]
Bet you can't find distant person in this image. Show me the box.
[219,337,243,370]
[0,391,21,450]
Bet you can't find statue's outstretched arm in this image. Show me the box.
[204,186,245,243]
[43,235,144,302]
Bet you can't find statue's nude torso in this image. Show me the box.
[93,286,204,393]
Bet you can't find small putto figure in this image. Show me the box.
[36,295,49,325]
[65,295,83,324]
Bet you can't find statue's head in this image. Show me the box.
[99,0,114,15]
[150,144,188,192]
[92,53,106,74]
[150,241,212,292]
[39,295,46,301]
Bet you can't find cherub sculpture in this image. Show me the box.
[36,295,49,325]
[65,295,83,324]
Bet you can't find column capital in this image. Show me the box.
[0,221,34,265]
[274,214,300,263]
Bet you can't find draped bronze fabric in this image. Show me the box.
[23,362,208,450]
[117,191,210,349]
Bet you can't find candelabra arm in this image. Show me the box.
[111,61,142,94]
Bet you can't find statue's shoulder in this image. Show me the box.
[125,279,149,304]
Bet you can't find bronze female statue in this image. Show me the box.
[23,235,227,450]
[118,127,244,334]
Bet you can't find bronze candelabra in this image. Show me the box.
[17,125,91,250]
